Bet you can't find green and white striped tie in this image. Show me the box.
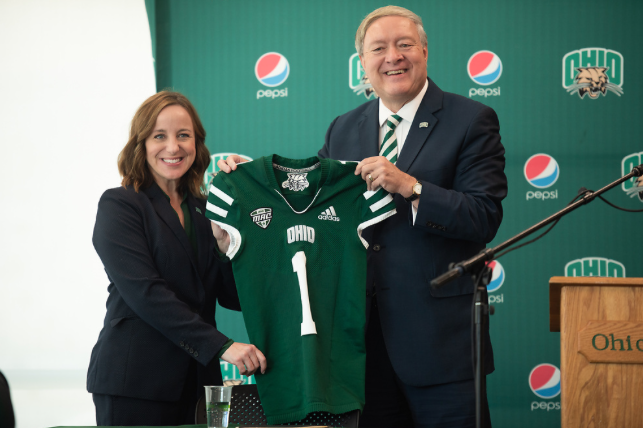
[380,114,402,164]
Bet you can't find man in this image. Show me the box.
[319,6,506,428]
[219,6,506,427]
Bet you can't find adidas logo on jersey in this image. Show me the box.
[318,206,340,222]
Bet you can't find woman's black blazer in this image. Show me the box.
[87,182,240,401]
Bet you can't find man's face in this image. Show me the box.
[360,16,428,111]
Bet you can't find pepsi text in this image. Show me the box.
[531,401,560,411]
[469,87,501,98]
[257,88,288,99]
[526,190,558,200]
[488,294,503,304]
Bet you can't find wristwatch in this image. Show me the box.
[404,181,422,202]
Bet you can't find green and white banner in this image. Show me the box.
[145,1,643,426]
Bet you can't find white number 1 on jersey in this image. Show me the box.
[292,251,317,336]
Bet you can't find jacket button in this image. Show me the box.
[189,348,194,354]
[194,351,199,357]
[180,341,184,347]
[373,244,381,251]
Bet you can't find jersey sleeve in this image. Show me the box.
[205,174,242,259]
[357,186,397,249]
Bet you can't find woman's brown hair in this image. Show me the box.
[118,91,210,197]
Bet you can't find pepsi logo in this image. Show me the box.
[255,52,290,87]
[467,51,502,85]
[524,154,559,188]
[529,364,561,399]
[485,261,505,292]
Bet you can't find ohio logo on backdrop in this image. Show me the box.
[622,152,643,202]
[524,154,559,201]
[562,48,623,99]
[220,361,255,386]
[349,53,378,99]
[468,50,502,98]
[565,257,626,278]
[529,364,561,411]
[255,52,289,99]
[485,260,505,304]
[204,153,253,188]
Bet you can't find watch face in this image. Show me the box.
[413,182,422,195]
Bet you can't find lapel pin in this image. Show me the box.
[419,122,429,128]
[195,207,202,214]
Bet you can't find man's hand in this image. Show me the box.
[356,156,416,197]
[216,155,247,174]
[221,342,267,376]
[211,222,230,254]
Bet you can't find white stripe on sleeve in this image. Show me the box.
[206,201,228,218]
[357,208,397,249]
[209,185,234,206]
[369,194,394,212]
[363,189,377,200]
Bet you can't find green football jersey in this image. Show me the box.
[206,155,396,424]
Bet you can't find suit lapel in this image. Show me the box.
[145,183,198,271]
[359,100,380,160]
[188,195,210,279]
[395,78,444,173]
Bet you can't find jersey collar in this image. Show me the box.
[263,154,331,214]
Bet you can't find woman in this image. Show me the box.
[88,91,266,426]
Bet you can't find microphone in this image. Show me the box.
[431,263,464,288]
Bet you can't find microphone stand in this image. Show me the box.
[431,164,643,428]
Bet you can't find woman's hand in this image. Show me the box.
[221,342,267,376]
[216,155,248,173]
[211,222,230,254]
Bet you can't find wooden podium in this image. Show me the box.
[549,276,643,427]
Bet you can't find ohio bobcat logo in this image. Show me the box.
[354,74,378,99]
[282,173,310,191]
[562,48,624,99]
[566,67,623,99]
[622,152,643,202]
[349,53,378,99]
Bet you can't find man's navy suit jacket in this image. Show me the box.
[319,78,507,387]
[88,182,240,401]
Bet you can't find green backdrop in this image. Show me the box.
[145,1,643,426]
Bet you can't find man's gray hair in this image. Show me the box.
[355,5,428,56]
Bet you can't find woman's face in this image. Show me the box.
[145,105,196,190]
